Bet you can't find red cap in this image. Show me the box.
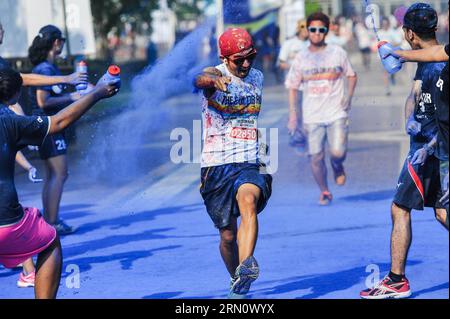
[219,28,254,58]
[108,65,121,76]
[78,60,87,66]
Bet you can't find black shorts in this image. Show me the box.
[200,162,272,229]
[39,132,68,160]
[393,154,444,210]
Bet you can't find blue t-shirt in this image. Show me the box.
[29,61,68,116]
[411,61,446,151]
[0,55,12,70]
[0,107,50,225]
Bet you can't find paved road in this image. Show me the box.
[1,52,448,299]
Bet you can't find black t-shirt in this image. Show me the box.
[435,44,449,161]
[0,110,50,226]
[411,61,446,150]
[0,55,12,70]
[29,61,69,116]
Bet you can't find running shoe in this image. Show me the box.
[17,271,35,288]
[53,220,76,235]
[360,275,412,299]
[229,256,259,299]
[228,276,246,299]
[319,191,333,206]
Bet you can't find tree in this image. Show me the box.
[305,0,322,16]
[90,0,158,58]
[167,0,202,21]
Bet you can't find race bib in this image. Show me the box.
[307,80,331,97]
[230,118,257,141]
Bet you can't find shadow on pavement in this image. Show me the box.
[254,260,422,299]
[63,245,182,273]
[412,282,449,298]
[72,204,203,236]
[340,190,394,202]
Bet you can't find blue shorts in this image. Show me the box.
[304,117,349,156]
[393,153,444,210]
[200,163,272,229]
[39,132,68,160]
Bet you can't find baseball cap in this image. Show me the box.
[403,3,438,33]
[219,28,255,58]
[38,25,65,41]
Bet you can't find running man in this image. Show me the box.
[0,67,119,298]
[194,28,272,299]
[285,12,357,205]
[360,3,448,299]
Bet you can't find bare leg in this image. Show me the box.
[43,155,68,225]
[434,208,449,230]
[34,237,62,299]
[310,151,329,193]
[236,183,260,263]
[330,150,347,178]
[219,218,239,277]
[22,258,35,275]
[390,203,412,275]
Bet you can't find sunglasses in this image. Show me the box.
[228,52,257,66]
[308,27,328,34]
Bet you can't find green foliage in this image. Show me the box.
[167,0,202,21]
[305,0,322,16]
[90,0,158,37]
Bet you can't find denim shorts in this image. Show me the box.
[200,162,272,229]
[304,117,349,156]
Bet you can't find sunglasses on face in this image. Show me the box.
[308,27,328,34]
[229,52,257,66]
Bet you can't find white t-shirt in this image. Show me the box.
[285,44,356,124]
[326,33,348,47]
[354,23,372,49]
[201,63,263,168]
[278,37,309,67]
[377,28,402,46]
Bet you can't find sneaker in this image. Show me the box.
[229,256,260,298]
[228,277,246,299]
[335,171,346,186]
[53,220,76,235]
[360,275,412,299]
[17,271,35,288]
[319,191,333,206]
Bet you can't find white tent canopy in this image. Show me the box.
[0,0,96,58]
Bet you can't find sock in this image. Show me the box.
[389,271,405,282]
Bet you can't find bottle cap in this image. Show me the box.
[377,41,388,49]
[78,60,87,66]
[108,65,121,76]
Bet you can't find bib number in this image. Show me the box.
[230,119,257,141]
